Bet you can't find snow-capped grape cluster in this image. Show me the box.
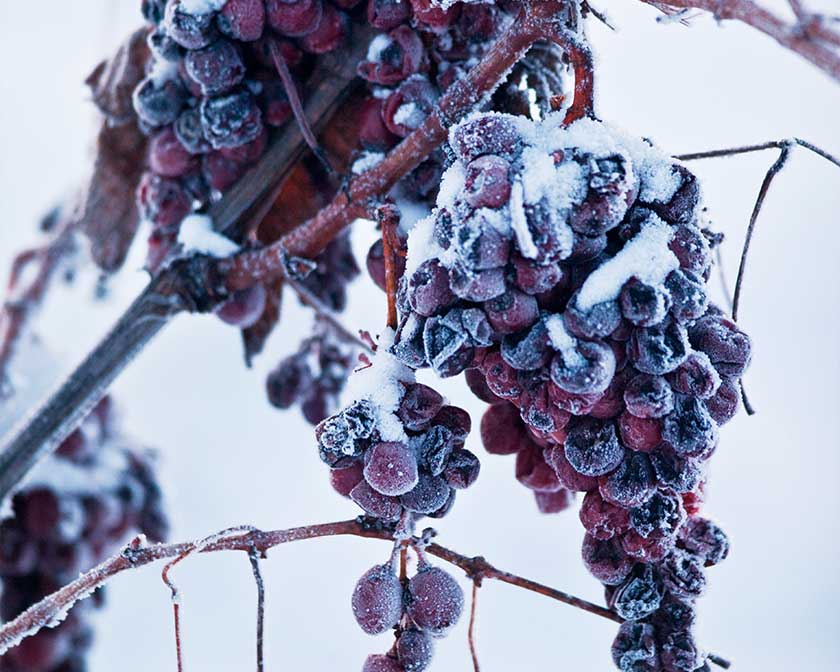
[352,553,463,671]
[392,111,751,670]
[316,331,479,525]
[266,322,357,424]
[0,398,166,672]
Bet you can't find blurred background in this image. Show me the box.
[0,0,838,670]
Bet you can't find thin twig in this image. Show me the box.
[675,138,840,169]
[732,145,792,321]
[468,581,481,672]
[638,0,840,81]
[248,547,266,672]
[378,204,402,330]
[714,245,734,314]
[0,519,731,668]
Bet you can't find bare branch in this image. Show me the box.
[639,0,840,81]
[248,547,266,672]
[468,581,481,672]
[0,519,731,668]
[675,138,840,168]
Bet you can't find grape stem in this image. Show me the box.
[378,203,403,330]
[468,580,481,672]
[0,518,731,669]
[248,546,266,672]
[637,0,840,81]
[0,0,593,498]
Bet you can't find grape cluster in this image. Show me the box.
[316,331,479,525]
[266,322,357,424]
[352,553,463,671]
[0,398,167,672]
[392,111,751,670]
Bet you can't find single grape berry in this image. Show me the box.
[351,564,404,635]
[407,566,464,636]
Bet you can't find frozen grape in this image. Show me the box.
[628,320,690,376]
[564,417,625,477]
[581,534,634,586]
[624,374,673,419]
[598,452,657,508]
[407,566,464,636]
[364,442,419,496]
[396,627,433,672]
[351,564,404,635]
[610,563,663,620]
[611,621,659,672]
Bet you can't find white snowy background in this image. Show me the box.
[1,1,839,670]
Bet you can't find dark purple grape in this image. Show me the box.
[364,442,419,496]
[628,320,690,376]
[581,534,634,585]
[500,319,552,371]
[611,620,659,672]
[678,516,729,566]
[630,490,685,540]
[351,564,404,635]
[465,368,499,404]
[598,452,657,508]
[534,488,574,514]
[362,654,404,672]
[218,0,266,41]
[610,563,663,621]
[659,629,702,672]
[688,314,752,379]
[667,352,721,400]
[662,395,717,458]
[443,448,480,489]
[448,264,506,302]
[668,224,711,275]
[483,289,539,335]
[649,447,702,494]
[382,75,438,137]
[480,403,529,455]
[618,411,662,453]
[407,566,464,636]
[400,473,451,514]
[464,154,512,209]
[184,39,246,96]
[620,278,671,327]
[422,314,474,378]
[413,426,455,476]
[646,165,700,224]
[569,154,635,236]
[298,2,348,53]
[133,76,187,128]
[174,109,211,155]
[661,548,706,599]
[550,339,616,395]
[450,114,522,162]
[199,88,263,149]
[265,0,323,36]
[510,253,565,295]
[368,0,412,29]
[665,270,708,323]
[623,373,673,419]
[398,384,445,432]
[704,378,740,425]
[579,490,630,540]
[214,285,266,328]
[164,0,219,49]
[432,406,471,442]
[515,443,562,492]
[330,461,364,497]
[391,313,428,368]
[349,482,402,521]
[396,627,433,672]
[564,296,623,341]
[564,418,624,477]
[357,25,424,86]
[481,352,523,400]
[408,260,456,316]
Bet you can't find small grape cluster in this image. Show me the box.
[0,398,166,672]
[316,332,479,525]
[266,322,356,424]
[352,548,463,672]
[392,111,751,670]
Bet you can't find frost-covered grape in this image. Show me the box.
[689,314,752,379]
[662,394,717,457]
[515,443,562,492]
[464,155,512,209]
[133,77,187,127]
[483,290,539,335]
[398,383,444,431]
[351,564,404,635]
[610,563,663,620]
[620,278,671,327]
[214,285,266,328]
[678,516,729,566]
[480,403,530,455]
[623,373,673,419]
[501,320,552,371]
[184,39,246,96]
[667,352,721,400]
[564,418,624,477]
[330,461,364,497]
[704,378,740,425]
[407,566,464,636]
[218,0,266,41]
[401,473,451,514]
[299,2,348,54]
[364,442,419,496]
[408,260,456,317]
[199,88,263,149]
[443,448,480,489]
[618,411,662,452]
[661,548,706,599]
[581,534,634,586]
[630,490,685,540]
[164,0,219,49]
[350,482,402,521]
[580,490,630,540]
[266,0,323,36]
[396,627,433,672]
[628,320,690,376]
[611,621,659,672]
[362,654,404,672]
[551,339,616,395]
[450,114,521,162]
[534,488,574,514]
[598,452,656,508]
[649,447,701,494]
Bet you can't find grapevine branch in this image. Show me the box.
[638,0,840,82]
[0,0,592,501]
[0,518,731,669]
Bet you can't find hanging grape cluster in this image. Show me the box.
[316,332,479,525]
[352,551,464,672]
[0,399,167,672]
[391,110,751,671]
[266,322,357,424]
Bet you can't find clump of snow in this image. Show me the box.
[367,34,393,62]
[179,0,226,15]
[177,215,239,258]
[393,102,425,128]
[545,314,585,367]
[352,151,384,175]
[508,181,537,259]
[576,218,678,311]
[436,161,466,210]
[148,58,180,87]
[345,329,415,442]
[405,213,444,279]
